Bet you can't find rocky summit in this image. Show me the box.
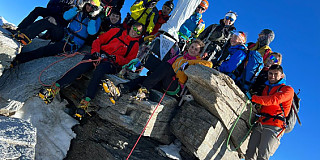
[0,22,255,160]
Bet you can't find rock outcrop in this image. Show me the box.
[0,25,254,160]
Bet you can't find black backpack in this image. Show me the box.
[277,86,301,133]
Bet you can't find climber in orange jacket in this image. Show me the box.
[245,64,294,160]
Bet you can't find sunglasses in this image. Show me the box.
[269,55,279,63]
[88,3,99,11]
[133,26,141,35]
[225,16,235,22]
[197,6,205,10]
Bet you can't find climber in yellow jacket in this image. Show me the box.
[123,0,159,34]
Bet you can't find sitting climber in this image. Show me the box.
[178,0,208,50]
[9,0,75,40]
[123,0,160,35]
[104,39,212,101]
[198,11,237,67]
[10,0,102,67]
[248,29,275,63]
[250,52,282,96]
[219,31,247,78]
[39,23,143,119]
[245,64,294,160]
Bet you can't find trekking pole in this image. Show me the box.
[126,78,174,160]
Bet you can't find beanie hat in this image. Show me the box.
[225,11,237,22]
[199,0,209,10]
[164,0,174,10]
[234,31,247,44]
[258,29,275,47]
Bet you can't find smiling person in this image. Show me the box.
[246,64,294,160]
[198,11,237,67]
[219,31,247,79]
[39,23,143,119]
[11,0,102,67]
[251,52,282,95]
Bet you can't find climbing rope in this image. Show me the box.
[226,96,256,151]
[126,78,175,160]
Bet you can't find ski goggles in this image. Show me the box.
[225,16,235,22]
[133,26,141,35]
[269,55,279,63]
[197,6,206,11]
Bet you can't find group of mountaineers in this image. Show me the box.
[5,0,300,159]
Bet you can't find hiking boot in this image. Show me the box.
[38,83,60,104]
[10,59,19,68]
[12,32,32,45]
[102,79,121,104]
[134,87,149,101]
[74,97,91,120]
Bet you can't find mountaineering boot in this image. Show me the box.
[133,87,149,101]
[12,32,32,45]
[102,79,121,104]
[74,97,91,120]
[39,83,60,104]
[10,59,19,68]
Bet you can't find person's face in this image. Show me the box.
[129,25,143,38]
[268,69,284,84]
[224,16,235,26]
[162,5,172,16]
[188,43,201,57]
[230,34,242,46]
[85,3,98,13]
[265,54,280,68]
[195,5,206,14]
[109,13,120,24]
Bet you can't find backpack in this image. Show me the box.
[277,86,301,133]
[102,28,139,58]
[235,50,264,92]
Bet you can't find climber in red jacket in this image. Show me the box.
[245,64,294,160]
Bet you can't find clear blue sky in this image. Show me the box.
[0,0,319,159]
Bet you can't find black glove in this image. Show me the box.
[92,52,100,59]
[107,54,116,62]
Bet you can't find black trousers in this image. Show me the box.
[20,15,65,42]
[142,61,179,92]
[18,7,53,29]
[15,41,73,64]
[57,55,118,99]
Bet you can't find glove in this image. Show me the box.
[107,54,116,62]
[245,91,252,100]
[180,62,189,71]
[100,53,107,59]
[92,52,100,59]
[144,35,155,42]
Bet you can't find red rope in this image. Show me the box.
[38,52,101,87]
[126,79,175,160]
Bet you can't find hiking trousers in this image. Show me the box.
[18,7,53,29]
[57,55,118,99]
[142,61,179,92]
[20,15,65,42]
[15,41,73,64]
[245,123,282,160]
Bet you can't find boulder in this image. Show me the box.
[184,65,254,154]
[171,101,240,160]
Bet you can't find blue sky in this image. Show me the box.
[0,0,319,159]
